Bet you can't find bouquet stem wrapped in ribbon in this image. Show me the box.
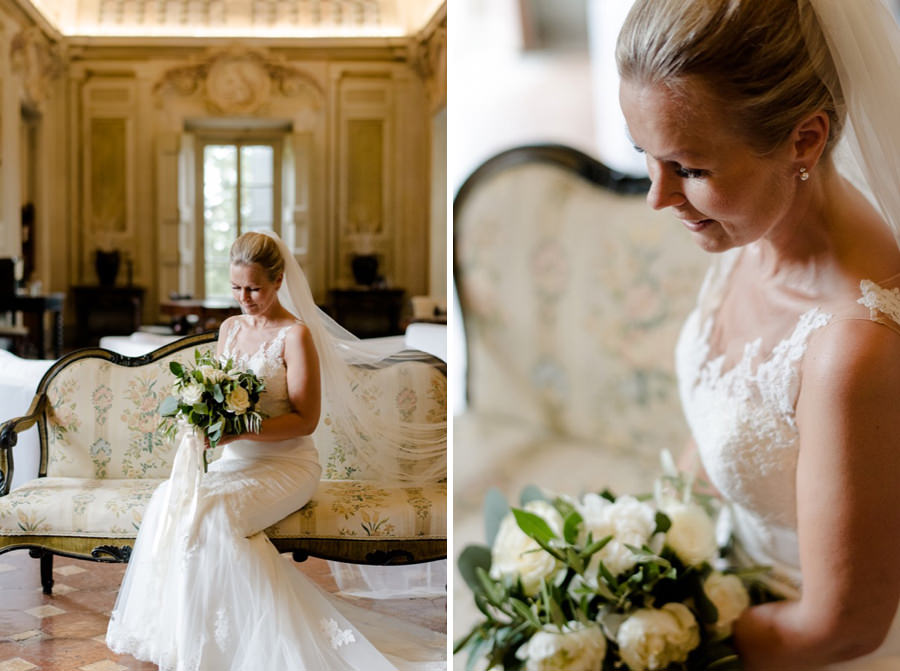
[456,454,775,671]
[158,349,265,471]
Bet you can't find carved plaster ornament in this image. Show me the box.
[410,18,446,111]
[10,27,63,109]
[206,55,271,115]
[153,47,323,115]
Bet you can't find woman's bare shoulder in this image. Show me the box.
[802,316,900,410]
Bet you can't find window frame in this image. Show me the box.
[193,131,284,299]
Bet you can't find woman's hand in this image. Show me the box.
[202,433,239,450]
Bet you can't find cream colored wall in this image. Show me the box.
[67,48,432,321]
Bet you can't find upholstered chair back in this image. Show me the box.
[44,343,215,479]
[454,146,710,462]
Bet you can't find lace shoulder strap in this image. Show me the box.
[221,317,243,358]
[858,280,900,335]
[263,321,301,361]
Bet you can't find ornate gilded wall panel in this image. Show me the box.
[347,119,384,237]
[79,77,137,283]
[89,118,127,232]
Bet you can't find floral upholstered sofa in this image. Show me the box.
[0,332,446,593]
[453,145,711,643]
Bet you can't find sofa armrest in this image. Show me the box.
[0,392,46,496]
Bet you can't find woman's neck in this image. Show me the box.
[747,161,900,296]
[242,305,292,330]
[750,162,850,283]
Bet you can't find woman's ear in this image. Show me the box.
[791,110,830,171]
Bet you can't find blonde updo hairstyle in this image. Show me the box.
[616,0,845,158]
[229,232,285,282]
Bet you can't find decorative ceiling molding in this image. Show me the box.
[410,6,445,112]
[16,0,427,38]
[153,46,324,115]
[10,25,63,108]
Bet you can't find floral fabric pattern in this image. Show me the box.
[455,165,709,456]
[0,478,161,536]
[317,362,446,481]
[265,481,446,540]
[45,348,215,480]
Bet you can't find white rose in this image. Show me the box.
[490,500,564,596]
[617,602,701,671]
[199,365,228,384]
[516,622,607,671]
[703,572,750,637]
[578,494,656,577]
[181,383,204,405]
[663,502,718,566]
[225,386,251,414]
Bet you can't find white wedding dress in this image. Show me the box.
[676,249,900,670]
[106,321,446,670]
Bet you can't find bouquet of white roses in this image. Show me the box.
[456,456,771,671]
[158,349,266,468]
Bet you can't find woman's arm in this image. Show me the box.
[733,319,900,669]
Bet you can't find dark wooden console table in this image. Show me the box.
[72,285,145,347]
[0,293,65,358]
[329,288,405,338]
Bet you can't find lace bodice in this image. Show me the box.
[221,317,297,418]
[676,252,900,588]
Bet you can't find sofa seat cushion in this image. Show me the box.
[0,477,162,538]
[265,480,447,541]
[1,477,447,542]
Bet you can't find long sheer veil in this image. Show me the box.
[258,230,446,485]
[802,0,900,248]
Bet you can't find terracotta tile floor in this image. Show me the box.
[0,551,446,670]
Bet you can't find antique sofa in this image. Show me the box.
[452,144,711,640]
[0,332,447,594]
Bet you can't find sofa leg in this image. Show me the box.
[41,552,54,595]
[292,551,309,563]
[28,549,54,595]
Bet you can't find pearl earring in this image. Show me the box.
[799,167,810,181]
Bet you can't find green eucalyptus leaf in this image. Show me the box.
[484,488,510,546]
[519,484,546,506]
[213,384,225,403]
[458,545,492,594]
[158,395,180,416]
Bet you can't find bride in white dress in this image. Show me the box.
[618,0,900,669]
[106,231,446,670]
